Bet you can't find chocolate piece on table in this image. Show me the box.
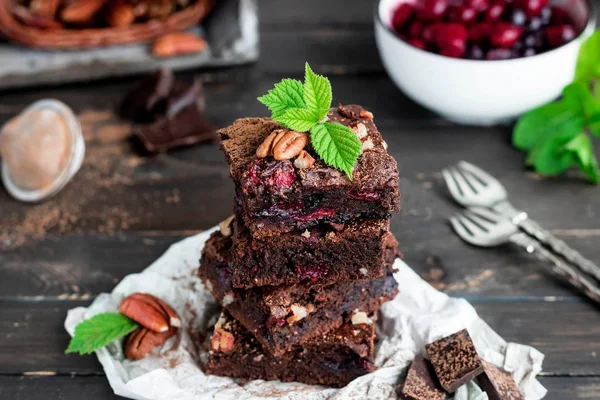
[199,229,398,356]
[202,310,376,388]
[120,68,174,123]
[166,79,205,118]
[477,360,524,400]
[401,355,447,400]
[135,103,215,153]
[425,329,483,393]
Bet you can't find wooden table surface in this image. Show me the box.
[1,1,599,398]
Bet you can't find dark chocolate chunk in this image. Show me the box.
[425,329,484,393]
[135,103,215,153]
[337,103,361,119]
[166,79,205,119]
[401,355,447,400]
[120,68,174,123]
[477,360,524,400]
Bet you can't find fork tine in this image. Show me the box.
[455,213,483,235]
[468,207,504,223]
[449,215,472,238]
[449,167,475,195]
[457,161,497,185]
[463,210,494,230]
[457,167,487,192]
[442,168,462,199]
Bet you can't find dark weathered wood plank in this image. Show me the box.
[0,372,597,400]
[0,301,598,375]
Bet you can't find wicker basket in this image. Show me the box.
[0,0,214,49]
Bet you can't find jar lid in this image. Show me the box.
[0,99,85,203]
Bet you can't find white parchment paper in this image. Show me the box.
[64,228,548,400]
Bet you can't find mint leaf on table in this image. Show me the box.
[513,102,580,151]
[65,313,138,355]
[258,78,306,119]
[526,134,577,174]
[277,107,319,132]
[258,63,363,179]
[565,134,600,183]
[303,62,333,122]
[575,31,600,82]
[311,122,362,179]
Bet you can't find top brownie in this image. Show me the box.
[218,104,401,237]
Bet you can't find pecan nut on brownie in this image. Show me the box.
[218,104,401,238]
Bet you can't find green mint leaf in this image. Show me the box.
[563,81,600,118]
[257,78,306,119]
[565,134,600,184]
[66,313,138,355]
[275,107,319,132]
[304,63,333,122]
[513,101,583,151]
[310,122,362,179]
[575,31,600,82]
[527,135,576,175]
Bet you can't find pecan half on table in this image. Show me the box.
[119,292,181,360]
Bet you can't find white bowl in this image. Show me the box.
[375,0,596,125]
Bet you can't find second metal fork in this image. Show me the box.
[450,207,600,304]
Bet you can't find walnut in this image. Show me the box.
[120,293,181,333]
[360,109,374,120]
[293,150,315,169]
[219,215,234,237]
[359,267,369,276]
[352,123,368,139]
[301,229,311,239]
[211,328,235,353]
[286,303,314,324]
[362,137,374,152]
[273,131,309,160]
[351,310,373,326]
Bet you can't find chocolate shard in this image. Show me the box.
[135,103,215,153]
[166,78,205,119]
[401,355,448,400]
[425,329,484,393]
[477,359,524,400]
[120,68,174,123]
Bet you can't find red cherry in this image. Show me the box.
[545,24,577,48]
[466,0,489,12]
[516,0,549,17]
[485,2,505,21]
[550,6,570,24]
[416,0,449,20]
[392,3,414,29]
[448,6,477,23]
[436,23,467,57]
[490,23,524,48]
[422,23,441,43]
[409,21,424,38]
[468,23,492,43]
[409,38,427,49]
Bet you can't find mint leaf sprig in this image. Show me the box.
[513,31,600,184]
[66,313,138,355]
[258,63,362,179]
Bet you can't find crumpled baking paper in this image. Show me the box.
[64,228,548,400]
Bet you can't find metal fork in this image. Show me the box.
[443,160,600,283]
[450,208,600,304]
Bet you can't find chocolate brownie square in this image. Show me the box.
[230,211,398,288]
[218,104,401,238]
[202,310,376,388]
[199,229,398,356]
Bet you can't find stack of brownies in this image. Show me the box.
[198,104,401,387]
